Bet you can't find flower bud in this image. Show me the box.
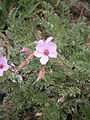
[9,63,15,72]
[15,60,29,73]
[20,47,31,58]
[37,67,45,81]
[27,53,34,61]
[33,66,45,85]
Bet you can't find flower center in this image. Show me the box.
[0,64,4,69]
[44,50,49,55]
[43,38,45,42]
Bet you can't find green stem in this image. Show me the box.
[57,55,72,78]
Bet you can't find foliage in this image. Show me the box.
[0,0,17,30]
[0,0,90,120]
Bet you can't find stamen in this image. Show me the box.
[44,50,49,55]
[43,38,45,42]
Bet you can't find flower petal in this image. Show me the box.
[0,70,3,76]
[0,56,7,64]
[34,50,42,58]
[49,51,58,58]
[3,64,9,71]
[40,55,49,65]
[48,42,57,52]
[46,37,53,43]
[36,43,45,52]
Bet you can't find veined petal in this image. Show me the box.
[46,37,53,43]
[49,51,58,58]
[48,42,57,52]
[34,50,42,58]
[40,55,49,65]
[36,43,45,52]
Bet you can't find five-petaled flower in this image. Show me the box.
[34,37,57,65]
[0,56,9,76]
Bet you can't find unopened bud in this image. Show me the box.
[37,67,45,81]
[20,47,31,58]
[9,63,15,72]
[27,53,34,61]
[33,66,45,85]
[15,60,29,73]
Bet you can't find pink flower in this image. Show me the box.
[0,56,9,76]
[34,37,57,65]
